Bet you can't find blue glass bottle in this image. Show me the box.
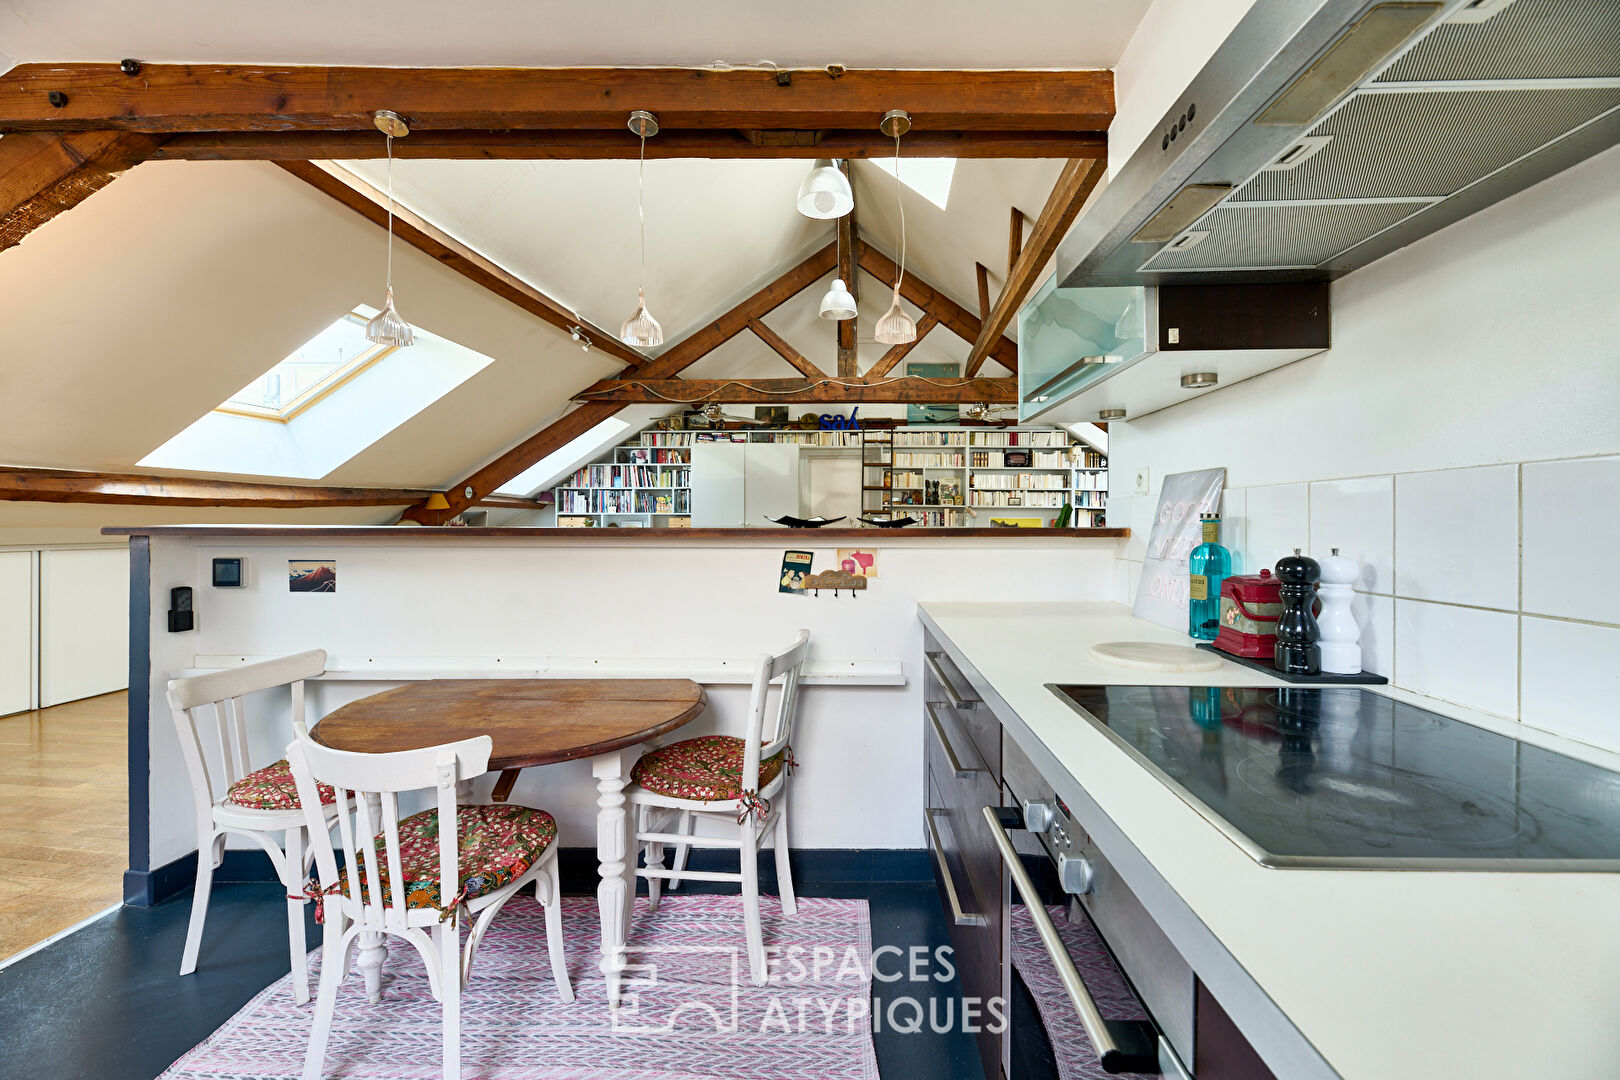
[1187,513,1231,641]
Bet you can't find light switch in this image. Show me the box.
[1167,327,1181,344]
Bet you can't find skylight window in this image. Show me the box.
[220,308,392,421]
[869,157,957,210]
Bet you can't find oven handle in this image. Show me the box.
[926,701,984,778]
[924,809,988,927]
[924,651,978,710]
[981,805,1162,1075]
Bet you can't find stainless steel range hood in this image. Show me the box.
[1058,0,1620,289]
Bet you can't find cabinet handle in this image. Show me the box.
[924,651,977,710]
[924,809,988,927]
[980,805,1162,1075]
[927,701,983,778]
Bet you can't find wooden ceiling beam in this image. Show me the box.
[975,262,992,321]
[0,65,1114,135]
[576,376,1016,406]
[149,128,1108,161]
[279,161,644,367]
[856,243,1017,374]
[835,158,859,377]
[0,467,446,508]
[965,157,1105,377]
[1007,206,1026,277]
[748,319,825,379]
[0,129,161,252]
[866,312,942,378]
[401,242,839,524]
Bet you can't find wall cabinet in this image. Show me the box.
[0,551,35,717]
[690,443,806,527]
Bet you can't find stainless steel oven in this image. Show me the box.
[995,734,1196,1078]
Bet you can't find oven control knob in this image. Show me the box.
[1056,851,1095,895]
[1022,799,1057,834]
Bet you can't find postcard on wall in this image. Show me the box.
[288,559,337,593]
[837,548,878,579]
[779,550,814,594]
[1133,467,1225,631]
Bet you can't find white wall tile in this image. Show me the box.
[1125,493,1155,562]
[1394,465,1518,610]
[1243,483,1309,576]
[1522,456,1620,625]
[1520,617,1620,751]
[1356,591,1395,680]
[1394,600,1518,717]
[1219,487,1249,575]
[1106,493,1132,532]
[1310,475,1394,594]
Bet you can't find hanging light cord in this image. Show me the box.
[893,130,906,294]
[637,130,648,295]
[384,131,395,294]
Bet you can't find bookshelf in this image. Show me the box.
[547,426,1106,528]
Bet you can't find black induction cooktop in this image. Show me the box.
[1050,684,1620,871]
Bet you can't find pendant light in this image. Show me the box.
[364,110,414,347]
[818,276,857,321]
[796,158,854,219]
[619,110,664,348]
[873,110,917,346]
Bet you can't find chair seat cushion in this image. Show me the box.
[225,758,336,811]
[331,804,558,917]
[630,735,786,804]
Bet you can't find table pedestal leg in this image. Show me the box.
[593,751,633,1008]
[359,793,389,1002]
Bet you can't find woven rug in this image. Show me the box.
[162,895,879,1080]
[1009,903,1155,1080]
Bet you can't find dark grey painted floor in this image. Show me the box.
[0,876,1025,1080]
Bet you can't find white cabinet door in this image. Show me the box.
[40,548,129,708]
[691,443,747,526]
[0,551,34,717]
[743,444,804,525]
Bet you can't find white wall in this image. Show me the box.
[1109,146,1620,747]
[141,535,1121,869]
[0,551,36,716]
[39,548,129,707]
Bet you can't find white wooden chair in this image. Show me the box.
[627,629,810,985]
[168,648,333,1004]
[287,729,571,1080]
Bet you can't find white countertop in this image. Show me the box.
[920,601,1620,1080]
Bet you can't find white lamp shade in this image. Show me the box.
[365,286,414,347]
[796,159,854,219]
[818,278,857,320]
[873,286,917,344]
[619,286,664,347]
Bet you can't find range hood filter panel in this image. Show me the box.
[1234,86,1620,203]
[1377,0,1620,82]
[1139,201,1427,272]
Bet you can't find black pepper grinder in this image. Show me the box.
[1274,548,1321,676]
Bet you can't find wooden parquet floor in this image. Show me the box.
[0,691,127,959]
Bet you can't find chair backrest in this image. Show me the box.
[741,630,810,790]
[287,730,492,931]
[167,649,327,816]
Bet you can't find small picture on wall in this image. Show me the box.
[288,559,337,593]
[837,548,878,579]
[755,406,789,426]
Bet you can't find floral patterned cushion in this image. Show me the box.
[630,735,787,804]
[318,804,557,920]
[225,758,336,811]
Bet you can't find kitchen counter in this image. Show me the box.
[919,601,1620,1080]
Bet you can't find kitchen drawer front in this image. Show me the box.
[924,647,1000,779]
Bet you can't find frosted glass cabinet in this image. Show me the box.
[1017,278,1149,422]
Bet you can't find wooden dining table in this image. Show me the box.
[311,678,706,1005]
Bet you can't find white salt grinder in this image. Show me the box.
[1317,547,1361,675]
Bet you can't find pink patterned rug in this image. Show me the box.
[1009,903,1155,1080]
[162,895,879,1080]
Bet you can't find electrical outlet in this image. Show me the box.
[1134,467,1150,495]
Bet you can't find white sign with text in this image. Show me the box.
[1132,468,1226,632]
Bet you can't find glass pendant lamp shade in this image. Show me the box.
[620,286,664,347]
[365,286,415,346]
[796,159,854,219]
[873,285,917,344]
[818,278,857,320]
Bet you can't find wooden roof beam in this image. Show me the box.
[748,319,825,379]
[401,242,839,524]
[575,376,1016,406]
[0,467,445,509]
[856,242,1017,374]
[0,65,1114,135]
[279,161,645,367]
[965,158,1105,377]
[835,159,859,377]
[0,130,161,253]
[866,313,941,378]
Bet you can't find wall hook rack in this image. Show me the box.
[803,570,867,598]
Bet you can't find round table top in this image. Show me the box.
[309,678,706,770]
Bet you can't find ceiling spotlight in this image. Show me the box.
[1098,408,1127,420]
[796,158,854,219]
[568,326,593,352]
[619,111,664,348]
[1180,372,1219,389]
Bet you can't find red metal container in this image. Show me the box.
[1212,569,1284,659]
